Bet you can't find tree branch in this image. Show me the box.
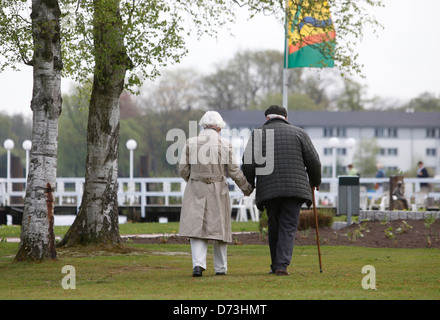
[12,14,31,25]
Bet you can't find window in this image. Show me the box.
[323,148,346,155]
[336,128,346,137]
[375,127,398,138]
[323,127,346,137]
[323,128,332,137]
[388,148,398,156]
[426,148,437,156]
[389,128,397,137]
[378,148,398,156]
[426,128,438,138]
[338,148,347,156]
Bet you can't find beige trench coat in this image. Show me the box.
[178,129,252,243]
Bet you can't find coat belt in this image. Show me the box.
[190,173,224,184]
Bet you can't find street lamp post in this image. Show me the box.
[329,137,340,180]
[328,137,340,197]
[22,140,32,180]
[126,139,137,204]
[126,139,137,180]
[346,137,356,165]
[3,139,14,204]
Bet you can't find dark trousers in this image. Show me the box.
[265,197,303,271]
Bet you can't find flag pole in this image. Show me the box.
[282,0,289,110]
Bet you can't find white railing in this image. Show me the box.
[0,177,244,218]
[1,177,439,218]
[318,177,440,211]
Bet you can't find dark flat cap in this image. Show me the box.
[265,105,287,118]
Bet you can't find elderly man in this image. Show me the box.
[242,105,321,276]
[178,111,253,277]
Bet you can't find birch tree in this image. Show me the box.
[0,0,62,261]
[58,0,129,246]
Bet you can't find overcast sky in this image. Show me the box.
[1,0,439,118]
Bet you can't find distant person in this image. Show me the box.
[392,181,409,210]
[178,111,253,277]
[417,161,430,190]
[347,164,358,176]
[375,163,386,193]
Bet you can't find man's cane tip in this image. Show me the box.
[320,269,323,273]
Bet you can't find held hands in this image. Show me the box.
[242,184,254,197]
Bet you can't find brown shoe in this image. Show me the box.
[275,269,290,276]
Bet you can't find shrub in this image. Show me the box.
[298,209,333,230]
[258,208,333,233]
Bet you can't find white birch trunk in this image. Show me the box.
[15,0,62,261]
[58,0,129,247]
[58,93,122,246]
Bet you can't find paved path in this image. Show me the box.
[4,232,256,243]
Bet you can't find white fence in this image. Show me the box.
[1,177,439,219]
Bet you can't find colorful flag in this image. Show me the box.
[285,0,336,68]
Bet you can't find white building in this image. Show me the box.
[218,110,440,177]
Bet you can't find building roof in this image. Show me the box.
[218,110,440,129]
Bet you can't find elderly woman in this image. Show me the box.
[178,111,253,277]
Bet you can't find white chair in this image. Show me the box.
[415,191,439,211]
[232,191,259,222]
[379,191,389,211]
[244,191,259,222]
[232,197,248,221]
[415,191,428,210]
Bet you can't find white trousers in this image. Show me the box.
[190,238,228,273]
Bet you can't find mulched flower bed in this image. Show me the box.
[126,219,440,249]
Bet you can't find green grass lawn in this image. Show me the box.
[1,221,439,300]
[1,239,439,300]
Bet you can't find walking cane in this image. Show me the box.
[312,186,323,273]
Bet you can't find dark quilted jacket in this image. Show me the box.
[242,118,321,210]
